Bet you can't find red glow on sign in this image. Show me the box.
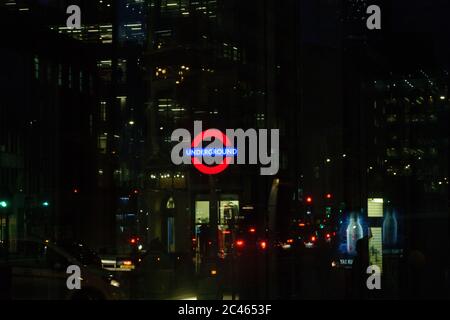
[191,130,233,175]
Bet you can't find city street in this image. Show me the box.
[1,0,449,301]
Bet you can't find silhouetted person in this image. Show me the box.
[351,236,369,299]
[199,224,210,257]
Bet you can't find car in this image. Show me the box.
[100,256,137,272]
[57,241,103,269]
[0,238,125,300]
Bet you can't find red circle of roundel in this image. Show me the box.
[191,129,233,175]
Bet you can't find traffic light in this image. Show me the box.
[130,237,140,245]
[42,201,49,207]
[305,196,313,215]
[0,201,8,208]
[326,193,332,200]
[325,206,332,218]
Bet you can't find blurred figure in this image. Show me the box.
[199,224,210,257]
[351,236,369,299]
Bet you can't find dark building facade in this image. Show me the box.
[0,4,99,247]
[1,0,448,300]
[142,0,303,298]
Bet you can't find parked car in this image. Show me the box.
[0,238,125,300]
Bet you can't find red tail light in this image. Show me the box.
[259,241,267,250]
[236,240,245,248]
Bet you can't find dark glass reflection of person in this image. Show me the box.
[199,224,210,258]
[351,236,369,299]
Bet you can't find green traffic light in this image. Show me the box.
[0,201,8,208]
[42,201,49,207]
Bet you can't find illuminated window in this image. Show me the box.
[368,198,384,217]
[34,56,39,79]
[117,96,127,111]
[68,66,72,88]
[195,201,210,224]
[98,135,107,154]
[166,197,175,209]
[58,64,62,86]
[219,201,239,225]
[100,102,107,121]
[167,217,175,253]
